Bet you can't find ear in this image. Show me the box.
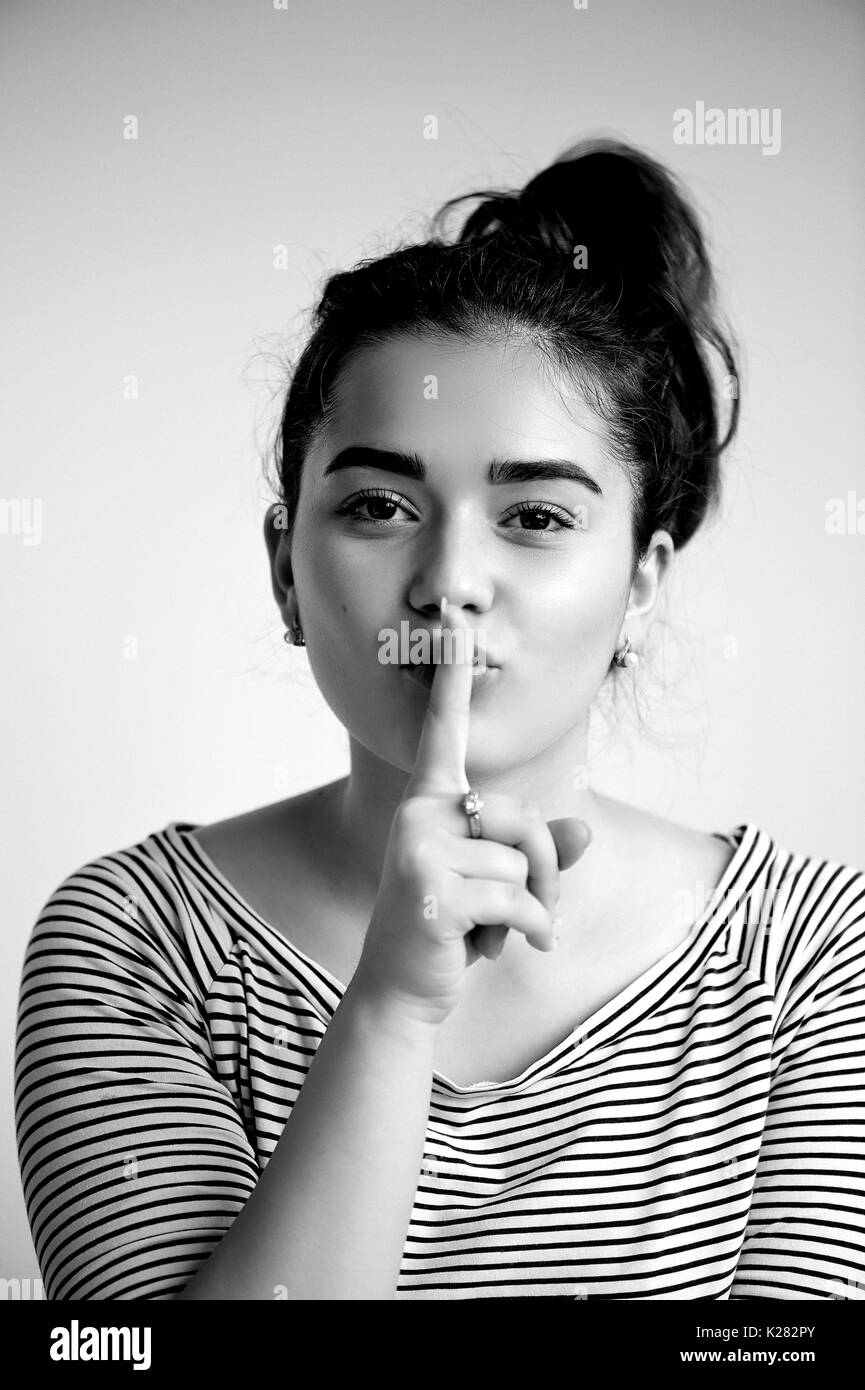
[620,529,674,643]
[263,503,295,620]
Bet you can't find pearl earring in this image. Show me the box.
[284,619,305,646]
[613,633,639,668]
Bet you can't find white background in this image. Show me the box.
[2,0,863,1280]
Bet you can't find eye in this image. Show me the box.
[334,490,580,537]
[499,502,579,536]
[335,488,416,527]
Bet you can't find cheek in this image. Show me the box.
[531,561,624,654]
[294,533,364,635]
[294,540,395,704]
[518,560,627,701]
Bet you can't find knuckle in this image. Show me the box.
[505,880,522,912]
[519,797,542,823]
[499,847,529,885]
[403,837,442,880]
[488,882,514,919]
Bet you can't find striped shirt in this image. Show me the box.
[14,819,865,1301]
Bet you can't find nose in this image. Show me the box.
[407,511,494,620]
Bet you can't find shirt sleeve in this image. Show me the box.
[14,856,261,1300]
[730,868,865,1299]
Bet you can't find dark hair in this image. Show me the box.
[267,137,740,583]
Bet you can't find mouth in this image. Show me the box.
[398,658,499,691]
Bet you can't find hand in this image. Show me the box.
[351,599,592,1029]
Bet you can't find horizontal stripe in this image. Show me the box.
[14,820,865,1300]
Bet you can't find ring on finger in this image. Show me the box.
[461,788,484,839]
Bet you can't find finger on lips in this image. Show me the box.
[404,595,559,957]
[405,595,474,797]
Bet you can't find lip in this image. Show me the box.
[400,662,500,692]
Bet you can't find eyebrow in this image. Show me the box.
[322,445,604,497]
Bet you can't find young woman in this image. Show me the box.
[15,139,865,1301]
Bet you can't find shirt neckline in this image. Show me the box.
[160,819,765,1096]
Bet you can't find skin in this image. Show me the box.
[264,330,675,962]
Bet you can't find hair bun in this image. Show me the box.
[445,138,716,331]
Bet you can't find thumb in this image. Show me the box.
[547,817,593,872]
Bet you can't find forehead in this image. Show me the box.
[309,333,620,482]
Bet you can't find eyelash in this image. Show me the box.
[335,488,579,536]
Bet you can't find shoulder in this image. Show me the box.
[28,831,169,939]
[607,799,865,969]
[660,814,865,1017]
[194,783,342,856]
[711,822,865,1009]
[181,787,354,967]
[768,835,865,984]
[601,797,737,892]
[21,824,235,1003]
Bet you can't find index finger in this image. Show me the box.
[405,596,475,796]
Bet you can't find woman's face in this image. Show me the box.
[269,332,667,780]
